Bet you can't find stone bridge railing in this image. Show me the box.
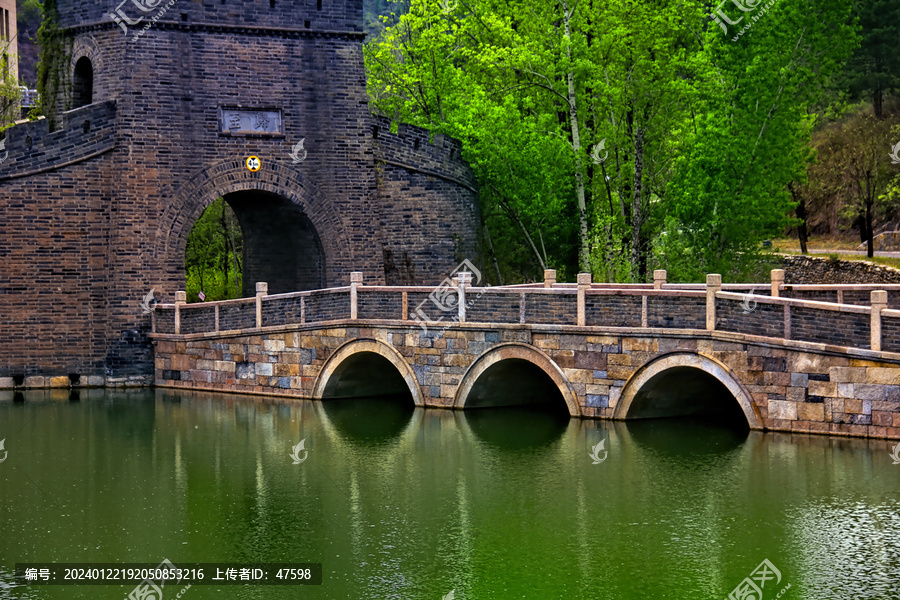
[152,269,900,354]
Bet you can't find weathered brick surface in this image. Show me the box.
[648,296,705,329]
[717,298,783,338]
[791,306,870,348]
[585,296,641,327]
[883,315,900,354]
[358,291,403,320]
[0,1,479,379]
[526,293,578,325]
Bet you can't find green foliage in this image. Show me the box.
[34,0,69,126]
[184,198,244,303]
[365,0,858,284]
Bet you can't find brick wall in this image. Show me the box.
[0,0,480,380]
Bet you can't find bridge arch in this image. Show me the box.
[313,339,425,407]
[453,343,580,417]
[613,352,762,429]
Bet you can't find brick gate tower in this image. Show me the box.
[0,0,479,384]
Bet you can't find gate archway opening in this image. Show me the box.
[184,191,326,300]
[223,190,325,296]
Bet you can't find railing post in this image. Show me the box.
[350,271,363,320]
[544,269,557,288]
[255,282,267,329]
[577,272,591,326]
[783,304,791,340]
[771,269,784,298]
[871,290,887,352]
[174,291,186,335]
[706,274,721,331]
[653,269,667,290]
[214,304,220,332]
[457,272,471,323]
[401,291,408,321]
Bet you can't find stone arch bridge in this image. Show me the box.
[151,269,900,440]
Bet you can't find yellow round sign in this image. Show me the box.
[246,156,262,172]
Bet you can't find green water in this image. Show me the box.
[1,389,899,600]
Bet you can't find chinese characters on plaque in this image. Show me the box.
[219,108,283,135]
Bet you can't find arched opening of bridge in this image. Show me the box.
[184,192,325,300]
[317,346,417,444]
[616,354,759,431]
[462,358,571,414]
[72,57,93,108]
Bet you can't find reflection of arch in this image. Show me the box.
[613,352,762,429]
[156,159,351,292]
[72,57,93,108]
[313,339,425,407]
[453,342,580,417]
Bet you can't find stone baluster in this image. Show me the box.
[653,269,666,290]
[458,271,471,324]
[255,282,267,329]
[544,269,557,288]
[871,290,887,352]
[350,272,363,320]
[706,274,721,331]
[577,272,591,326]
[174,291,186,335]
[771,269,784,298]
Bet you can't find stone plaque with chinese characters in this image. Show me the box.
[218,108,284,136]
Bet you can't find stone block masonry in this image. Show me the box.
[147,271,900,440]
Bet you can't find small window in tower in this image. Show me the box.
[73,57,94,108]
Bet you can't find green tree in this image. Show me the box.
[185,199,244,302]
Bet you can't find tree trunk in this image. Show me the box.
[483,222,504,286]
[789,182,809,254]
[873,88,883,119]
[866,196,874,258]
[561,0,591,273]
[631,124,645,277]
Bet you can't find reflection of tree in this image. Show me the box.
[185,198,244,302]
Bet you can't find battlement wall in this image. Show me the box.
[0,101,116,180]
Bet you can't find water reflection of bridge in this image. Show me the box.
[152,269,900,440]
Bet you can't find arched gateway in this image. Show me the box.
[0,0,480,383]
